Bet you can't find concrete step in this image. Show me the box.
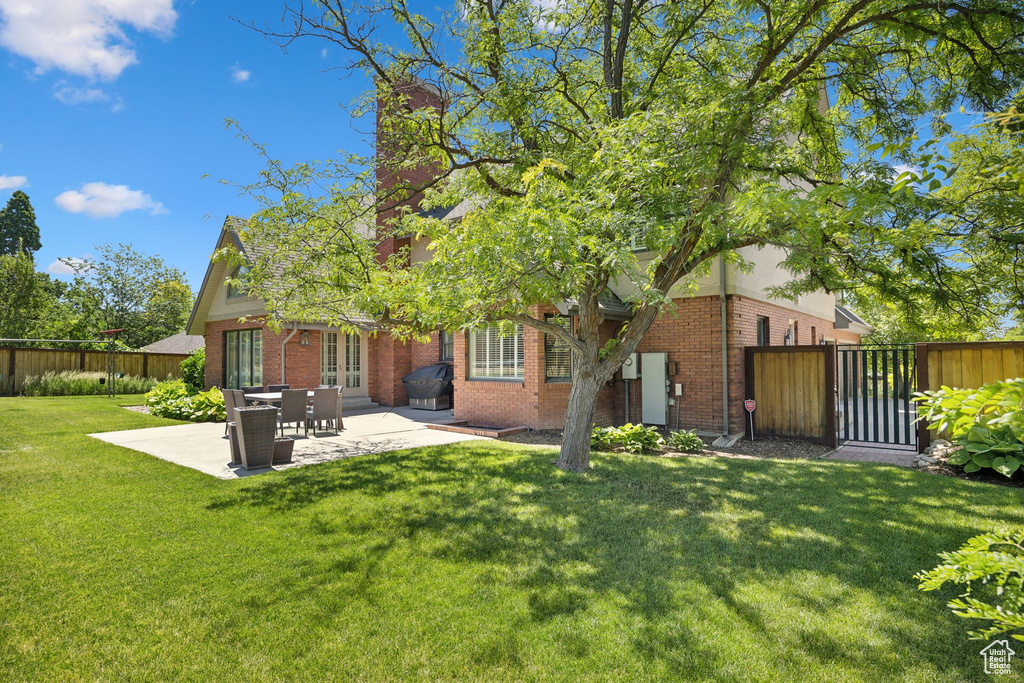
[342,397,379,414]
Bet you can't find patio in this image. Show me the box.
[90,406,488,479]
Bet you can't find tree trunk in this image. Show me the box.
[557,371,603,472]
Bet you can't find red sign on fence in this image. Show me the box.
[744,399,756,412]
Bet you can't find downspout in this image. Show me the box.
[280,323,298,384]
[720,256,729,436]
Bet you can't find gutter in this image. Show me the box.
[720,256,729,436]
[280,323,299,384]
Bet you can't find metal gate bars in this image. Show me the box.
[837,344,917,447]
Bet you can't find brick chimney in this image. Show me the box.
[370,79,446,407]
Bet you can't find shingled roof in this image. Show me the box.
[142,332,205,355]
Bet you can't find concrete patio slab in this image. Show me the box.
[90,406,488,479]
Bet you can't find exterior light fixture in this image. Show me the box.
[783,331,792,346]
[299,331,311,346]
[819,334,825,345]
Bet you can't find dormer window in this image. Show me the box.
[227,265,250,299]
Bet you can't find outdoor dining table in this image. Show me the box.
[246,390,344,427]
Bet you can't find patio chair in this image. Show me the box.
[307,387,341,435]
[239,385,264,405]
[268,384,290,392]
[241,385,264,406]
[277,389,308,437]
[223,387,238,435]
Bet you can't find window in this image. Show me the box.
[345,332,361,388]
[811,326,817,344]
[793,321,800,345]
[227,265,250,299]
[756,316,770,346]
[322,332,339,386]
[225,329,262,388]
[439,330,454,362]
[469,325,524,380]
[545,315,573,382]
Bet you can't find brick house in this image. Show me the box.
[186,87,871,435]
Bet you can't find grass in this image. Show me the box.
[2,396,1023,681]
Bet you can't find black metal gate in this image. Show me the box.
[837,344,917,447]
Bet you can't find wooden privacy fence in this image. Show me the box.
[744,344,837,447]
[916,341,1024,452]
[0,347,190,394]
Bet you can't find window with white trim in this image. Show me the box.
[469,325,524,380]
[439,330,454,361]
[225,329,262,388]
[321,332,339,386]
[345,332,361,388]
[544,315,573,383]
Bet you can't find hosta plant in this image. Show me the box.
[145,380,225,422]
[591,426,618,451]
[917,529,1024,641]
[613,423,665,454]
[914,378,1024,477]
[667,429,704,453]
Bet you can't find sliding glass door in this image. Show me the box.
[225,329,262,389]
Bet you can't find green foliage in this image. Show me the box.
[0,190,41,256]
[180,349,206,391]
[63,243,194,349]
[0,249,42,339]
[915,378,1024,477]
[590,426,618,451]
[590,423,664,454]
[21,371,156,396]
[234,0,1024,470]
[145,380,225,422]
[666,429,704,453]
[917,529,1024,641]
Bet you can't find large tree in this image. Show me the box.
[233,0,1024,471]
[0,191,42,257]
[64,244,193,349]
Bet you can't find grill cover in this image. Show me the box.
[401,363,453,399]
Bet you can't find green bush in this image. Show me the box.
[915,378,1024,477]
[666,429,704,453]
[180,349,205,392]
[591,426,618,450]
[917,529,1024,641]
[145,380,225,422]
[22,371,157,396]
[590,423,664,454]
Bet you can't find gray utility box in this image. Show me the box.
[410,395,450,411]
[641,352,669,425]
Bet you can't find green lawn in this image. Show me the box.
[2,396,1023,681]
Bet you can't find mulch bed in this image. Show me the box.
[502,429,832,461]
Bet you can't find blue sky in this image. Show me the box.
[0,0,374,289]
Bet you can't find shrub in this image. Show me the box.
[917,529,1024,641]
[591,426,618,450]
[145,380,225,422]
[22,371,157,396]
[915,378,1024,477]
[180,349,205,392]
[666,429,704,453]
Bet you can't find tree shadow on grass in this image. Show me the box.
[204,443,1024,679]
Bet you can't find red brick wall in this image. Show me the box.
[449,296,863,433]
[203,319,323,390]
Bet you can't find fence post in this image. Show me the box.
[915,343,930,454]
[79,350,86,371]
[7,348,15,395]
[824,342,837,449]
[143,353,149,378]
[743,347,755,439]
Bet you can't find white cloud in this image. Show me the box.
[320,48,328,59]
[53,82,109,105]
[0,0,177,80]
[231,65,250,83]
[891,164,921,180]
[55,182,166,218]
[45,258,86,275]
[0,174,27,190]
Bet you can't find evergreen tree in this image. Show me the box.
[0,191,42,257]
